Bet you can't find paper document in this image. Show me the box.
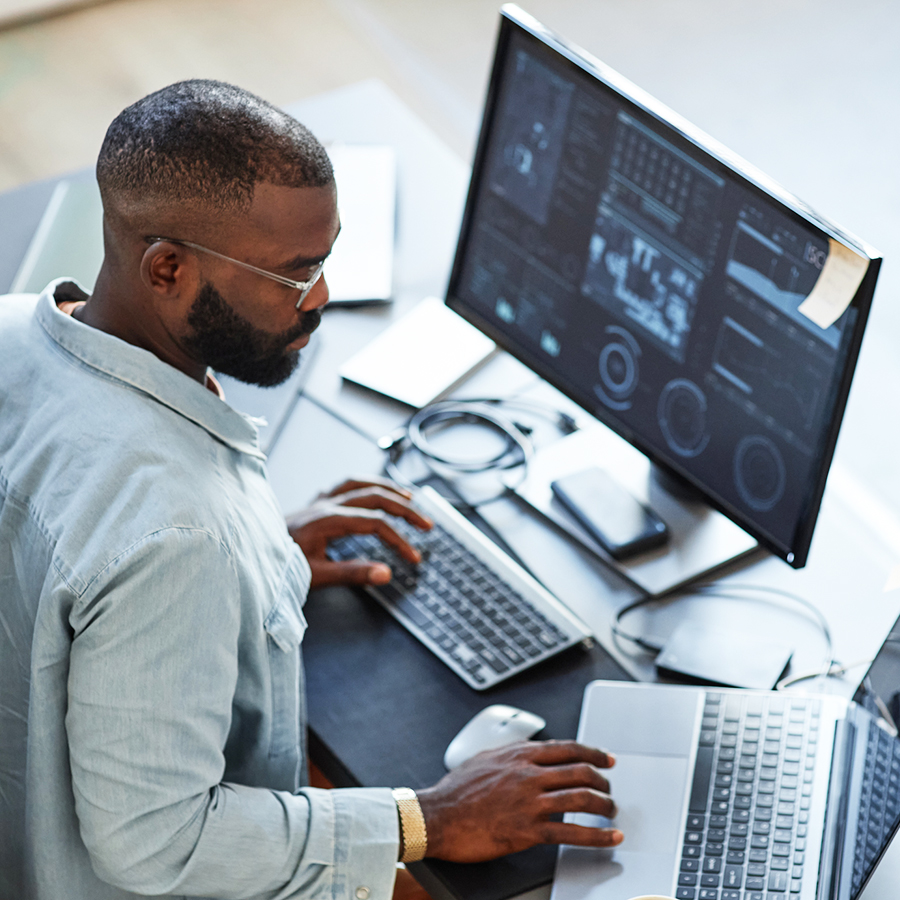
[339,296,496,408]
[325,143,396,305]
[797,237,869,329]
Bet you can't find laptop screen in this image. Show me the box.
[851,612,900,895]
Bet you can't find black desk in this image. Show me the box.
[5,79,900,900]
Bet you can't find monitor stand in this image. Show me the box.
[510,424,761,595]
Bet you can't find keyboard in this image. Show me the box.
[676,691,821,900]
[851,718,900,894]
[326,485,592,690]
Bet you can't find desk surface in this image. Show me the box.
[276,82,900,900]
[4,78,900,900]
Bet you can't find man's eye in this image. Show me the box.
[291,266,318,282]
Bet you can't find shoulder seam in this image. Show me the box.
[77,525,234,601]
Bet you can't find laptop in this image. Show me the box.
[551,629,900,900]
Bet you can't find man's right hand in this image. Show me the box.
[286,477,432,588]
[415,740,622,863]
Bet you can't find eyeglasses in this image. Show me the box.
[146,237,326,308]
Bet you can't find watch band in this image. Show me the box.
[392,787,428,863]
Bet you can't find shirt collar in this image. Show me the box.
[36,279,266,459]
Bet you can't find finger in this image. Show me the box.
[326,476,413,500]
[310,558,393,589]
[537,821,624,848]
[311,510,422,564]
[336,488,433,530]
[527,740,616,769]
[540,787,617,819]
[537,762,611,795]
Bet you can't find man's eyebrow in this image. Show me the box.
[279,224,342,271]
[278,251,330,271]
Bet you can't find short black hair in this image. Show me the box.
[97,79,333,213]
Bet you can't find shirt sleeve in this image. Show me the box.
[65,525,400,899]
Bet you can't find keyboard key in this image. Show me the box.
[676,889,696,900]
[690,746,715,812]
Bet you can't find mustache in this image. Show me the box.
[284,306,323,344]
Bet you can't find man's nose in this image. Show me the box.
[299,273,329,313]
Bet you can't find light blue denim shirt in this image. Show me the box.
[0,282,399,900]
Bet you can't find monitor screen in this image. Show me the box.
[445,5,881,569]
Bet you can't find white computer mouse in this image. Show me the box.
[443,704,547,770]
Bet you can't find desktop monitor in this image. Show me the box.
[445,4,881,569]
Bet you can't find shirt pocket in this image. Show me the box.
[263,554,309,785]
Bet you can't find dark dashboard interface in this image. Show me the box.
[447,8,880,568]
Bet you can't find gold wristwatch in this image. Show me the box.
[391,787,427,863]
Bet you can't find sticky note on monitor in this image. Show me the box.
[798,237,868,329]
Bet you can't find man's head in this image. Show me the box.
[93,79,340,386]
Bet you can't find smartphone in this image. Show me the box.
[550,466,669,561]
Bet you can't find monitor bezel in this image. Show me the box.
[444,4,881,568]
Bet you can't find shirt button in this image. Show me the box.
[355,888,371,900]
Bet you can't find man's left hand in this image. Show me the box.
[286,477,432,588]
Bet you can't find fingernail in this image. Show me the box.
[368,564,392,584]
[611,829,624,844]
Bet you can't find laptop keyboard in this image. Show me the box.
[851,718,900,894]
[326,486,590,690]
[676,692,821,900]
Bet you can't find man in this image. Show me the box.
[0,80,623,900]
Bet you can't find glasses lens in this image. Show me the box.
[295,262,326,309]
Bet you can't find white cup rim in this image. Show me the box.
[625,895,678,900]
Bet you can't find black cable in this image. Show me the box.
[380,396,579,505]
[610,581,835,690]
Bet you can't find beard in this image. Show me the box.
[183,281,322,387]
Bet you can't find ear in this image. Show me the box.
[139,240,198,302]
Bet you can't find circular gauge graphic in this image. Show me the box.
[733,435,786,512]
[657,379,710,458]
[595,326,640,411]
[561,252,582,282]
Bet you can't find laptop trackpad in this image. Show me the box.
[571,752,689,855]
[555,753,690,900]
